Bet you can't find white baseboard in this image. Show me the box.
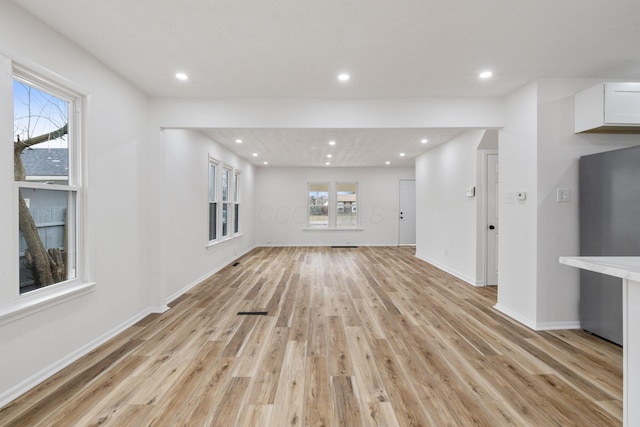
[493,304,580,331]
[534,320,581,331]
[0,308,153,408]
[493,303,537,330]
[414,252,479,287]
[150,304,170,314]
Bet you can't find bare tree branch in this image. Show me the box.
[14,123,68,153]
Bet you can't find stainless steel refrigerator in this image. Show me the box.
[579,144,640,346]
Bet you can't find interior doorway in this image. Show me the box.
[486,153,499,286]
[399,179,416,245]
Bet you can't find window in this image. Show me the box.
[221,166,231,238]
[207,157,240,245]
[308,183,329,228]
[307,182,359,229]
[336,183,358,228]
[233,170,240,234]
[208,158,218,242]
[14,71,82,294]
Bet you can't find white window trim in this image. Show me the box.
[205,158,243,248]
[221,164,232,239]
[2,60,94,321]
[207,156,219,244]
[305,181,361,231]
[0,281,96,326]
[233,169,241,235]
[336,182,359,230]
[307,182,331,229]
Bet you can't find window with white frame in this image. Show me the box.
[221,165,232,238]
[336,182,358,228]
[208,157,240,244]
[307,182,358,229]
[308,183,330,228]
[233,170,240,234]
[208,157,218,242]
[13,70,83,294]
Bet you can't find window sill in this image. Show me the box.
[303,228,364,231]
[0,281,96,326]
[206,233,244,249]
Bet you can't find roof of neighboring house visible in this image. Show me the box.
[20,148,68,177]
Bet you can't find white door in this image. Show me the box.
[487,154,499,286]
[399,180,416,245]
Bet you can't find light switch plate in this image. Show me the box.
[466,186,475,197]
[557,188,571,202]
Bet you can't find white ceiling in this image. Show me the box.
[11,0,640,166]
[204,128,466,167]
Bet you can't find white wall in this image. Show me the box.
[0,0,152,404]
[495,82,540,327]
[255,167,414,246]
[535,79,640,327]
[496,78,640,330]
[415,129,486,285]
[160,129,256,300]
[150,97,505,129]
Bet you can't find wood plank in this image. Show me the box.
[369,338,433,427]
[238,404,273,426]
[246,326,289,405]
[365,402,401,427]
[232,316,277,377]
[307,284,328,357]
[304,357,333,427]
[344,326,388,404]
[209,376,251,426]
[140,341,225,425]
[328,316,354,376]
[269,340,307,426]
[181,357,236,426]
[331,376,363,427]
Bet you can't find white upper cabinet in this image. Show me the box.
[575,82,640,133]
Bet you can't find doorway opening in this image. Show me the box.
[476,129,499,287]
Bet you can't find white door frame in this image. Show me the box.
[485,153,499,286]
[477,150,499,286]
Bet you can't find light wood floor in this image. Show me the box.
[1,246,622,426]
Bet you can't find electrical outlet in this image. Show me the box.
[557,188,571,202]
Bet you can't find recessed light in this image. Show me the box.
[175,72,188,81]
[479,70,493,79]
[252,153,258,157]
[337,73,350,82]
[421,139,428,144]
[399,153,406,157]
[329,140,336,146]
[325,162,331,166]
[327,154,332,158]
[235,139,242,144]
[263,161,269,165]
[385,161,390,165]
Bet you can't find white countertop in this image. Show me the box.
[559,256,640,282]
